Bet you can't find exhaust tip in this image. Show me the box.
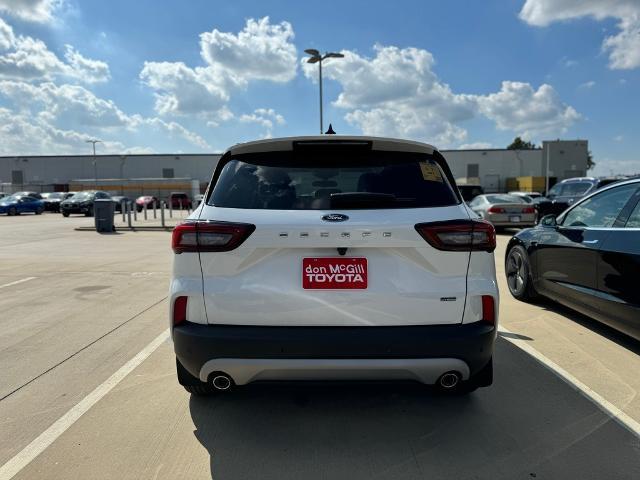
[438,371,461,389]
[211,374,232,391]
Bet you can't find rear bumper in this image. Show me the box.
[173,321,496,385]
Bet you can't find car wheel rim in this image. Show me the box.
[506,250,526,295]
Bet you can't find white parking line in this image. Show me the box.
[500,325,640,438]
[0,277,37,290]
[0,329,169,480]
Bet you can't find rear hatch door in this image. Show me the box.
[197,146,477,327]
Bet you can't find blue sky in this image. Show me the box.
[0,0,638,175]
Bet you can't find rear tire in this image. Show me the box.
[85,206,94,217]
[505,245,538,302]
[8,207,17,216]
[62,212,70,217]
[176,357,216,395]
[35,207,43,215]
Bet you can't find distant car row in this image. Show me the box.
[0,191,200,216]
[462,176,634,228]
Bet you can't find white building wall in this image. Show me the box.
[0,154,221,186]
[542,140,588,179]
[0,140,588,193]
[441,149,543,192]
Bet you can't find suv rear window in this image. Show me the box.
[209,151,459,210]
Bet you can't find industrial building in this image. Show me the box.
[0,139,588,196]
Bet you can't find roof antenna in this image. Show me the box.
[325,123,336,135]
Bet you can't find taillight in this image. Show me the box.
[522,207,535,214]
[415,220,496,253]
[173,296,187,325]
[488,206,505,213]
[171,221,255,253]
[481,295,495,324]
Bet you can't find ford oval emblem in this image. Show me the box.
[322,213,349,222]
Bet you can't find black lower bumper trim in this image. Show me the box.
[173,321,496,380]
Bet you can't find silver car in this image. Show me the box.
[468,194,536,228]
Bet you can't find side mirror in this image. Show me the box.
[540,214,557,227]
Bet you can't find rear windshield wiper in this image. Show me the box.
[329,192,414,209]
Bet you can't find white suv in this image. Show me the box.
[170,136,498,395]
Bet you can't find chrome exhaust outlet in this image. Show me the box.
[211,374,232,391]
[438,371,461,389]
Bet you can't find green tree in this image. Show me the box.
[507,137,536,150]
[587,150,595,171]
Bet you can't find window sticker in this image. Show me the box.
[420,162,443,182]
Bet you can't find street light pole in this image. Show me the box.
[119,155,127,195]
[86,139,102,188]
[545,142,550,195]
[305,49,344,134]
[318,58,323,134]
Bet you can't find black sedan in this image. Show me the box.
[505,178,640,341]
[60,190,112,217]
[41,192,73,212]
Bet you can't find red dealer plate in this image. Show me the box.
[303,257,368,289]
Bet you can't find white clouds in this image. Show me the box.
[602,14,640,69]
[578,80,596,89]
[477,81,580,139]
[239,108,285,137]
[0,81,130,127]
[63,45,110,84]
[458,142,493,150]
[0,16,212,155]
[139,61,229,116]
[200,17,297,84]
[591,158,640,176]
[239,108,285,128]
[303,45,579,146]
[143,117,210,149]
[0,0,59,23]
[0,107,130,155]
[0,19,110,83]
[519,0,640,69]
[140,17,296,118]
[0,80,211,151]
[302,45,476,146]
[0,17,14,50]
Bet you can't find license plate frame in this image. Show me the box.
[509,215,521,223]
[303,257,368,290]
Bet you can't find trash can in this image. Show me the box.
[94,199,115,232]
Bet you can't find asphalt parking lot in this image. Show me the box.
[0,214,639,479]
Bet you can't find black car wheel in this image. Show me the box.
[8,207,17,216]
[35,207,44,215]
[62,211,70,217]
[85,206,94,217]
[505,245,538,301]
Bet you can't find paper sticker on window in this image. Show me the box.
[420,163,443,182]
